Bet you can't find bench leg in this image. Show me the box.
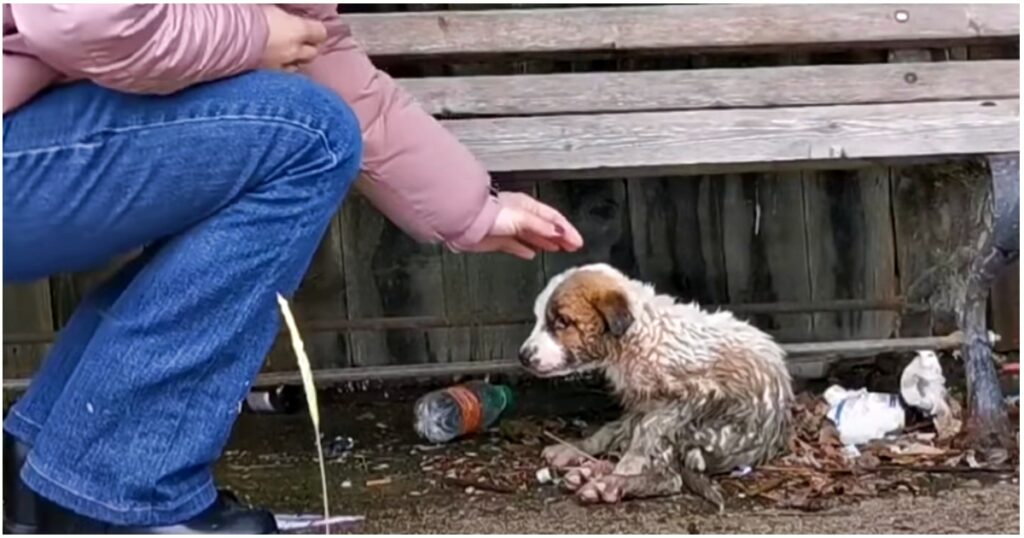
[959,153,1018,449]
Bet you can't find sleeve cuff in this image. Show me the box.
[444,195,501,252]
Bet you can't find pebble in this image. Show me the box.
[372,463,390,471]
[341,480,352,489]
[409,491,423,497]
[535,467,553,484]
[464,486,476,494]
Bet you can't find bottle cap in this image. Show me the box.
[495,385,516,415]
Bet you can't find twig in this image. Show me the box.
[542,431,601,464]
[442,475,516,494]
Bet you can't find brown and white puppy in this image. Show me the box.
[519,264,793,509]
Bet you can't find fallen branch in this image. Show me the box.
[542,431,602,464]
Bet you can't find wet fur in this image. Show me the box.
[520,264,793,509]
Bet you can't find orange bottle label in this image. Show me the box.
[445,385,483,435]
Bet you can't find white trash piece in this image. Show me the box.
[823,385,906,446]
[900,350,949,416]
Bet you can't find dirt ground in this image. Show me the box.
[217,382,1020,534]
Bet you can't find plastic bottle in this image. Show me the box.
[823,385,906,446]
[413,381,514,443]
[243,385,304,414]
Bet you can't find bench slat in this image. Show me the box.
[347,4,1019,57]
[405,59,1020,117]
[441,99,1019,175]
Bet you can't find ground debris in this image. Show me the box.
[721,391,1020,511]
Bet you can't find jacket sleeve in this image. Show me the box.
[9,4,268,94]
[298,12,500,249]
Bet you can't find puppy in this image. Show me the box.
[519,264,793,509]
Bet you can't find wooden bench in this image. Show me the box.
[339,3,1020,444]
[3,4,1019,442]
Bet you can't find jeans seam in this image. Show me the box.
[25,456,215,514]
[5,115,340,166]
[11,408,44,429]
[2,142,103,158]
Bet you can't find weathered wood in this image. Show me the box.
[626,52,815,345]
[540,179,637,277]
[2,333,967,391]
[802,168,900,340]
[893,160,1001,336]
[717,172,816,342]
[339,193,449,366]
[2,282,53,380]
[265,215,350,371]
[440,249,544,364]
[227,335,985,387]
[405,60,1020,117]
[627,176,730,305]
[347,4,1019,57]
[2,299,921,347]
[444,99,1020,175]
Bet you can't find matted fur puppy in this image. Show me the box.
[519,264,793,509]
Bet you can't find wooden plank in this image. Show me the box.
[3,299,920,345]
[717,172,815,342]
[803,169,900,341]
[540,179,637,278]
[347,4,1019,57]
[264,215,350,371]
[2,282,53,380]
[405,60,1020,117]
[339,193,449,367]
[0,332,971,391]
[443,99,1020,175]
[627,176,730,305]
[440,248,543,364]
[248,335,982,387]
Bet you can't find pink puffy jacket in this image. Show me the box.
[2,4,499,250]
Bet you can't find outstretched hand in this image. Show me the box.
[467,192,584,260]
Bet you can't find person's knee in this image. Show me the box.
[238,70,361,160]
[218,71,363,203]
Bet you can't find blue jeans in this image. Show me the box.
[2,71,362,525]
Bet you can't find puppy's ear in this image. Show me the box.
[593,289,633,337]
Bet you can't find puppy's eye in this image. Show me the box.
[552,315,570,331]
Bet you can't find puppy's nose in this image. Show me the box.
[518,345,536,367]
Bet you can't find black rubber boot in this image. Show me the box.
[3,432,38,534]
[37,491,279,534]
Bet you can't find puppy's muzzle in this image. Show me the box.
[518,344,539,369]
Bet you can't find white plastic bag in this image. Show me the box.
[824,385,906,446]
[900,350,948,415]
[901,350,961,439]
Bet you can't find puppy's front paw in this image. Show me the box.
[542,443,588,469]
[563,459,615,491]
[576,474,626,504]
